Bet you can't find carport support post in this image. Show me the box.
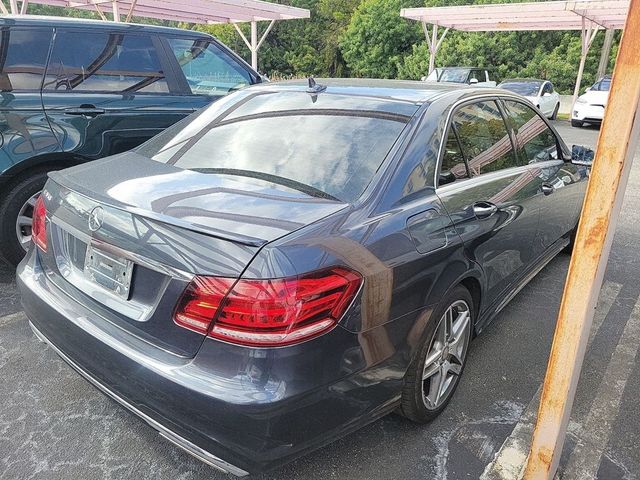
[523,0,640,477]
[250,20,258,71]
[111,0,120,22]
[8,0,17,14]
[597,28,615,78]
[572,18,600,107]
[422,22,449,74]
[234,20,276,72]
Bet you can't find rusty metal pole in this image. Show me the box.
[523,0,640,478]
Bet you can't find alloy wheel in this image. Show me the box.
[422,300,471,410]
[15,191,41,252]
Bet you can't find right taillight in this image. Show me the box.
[174,267,362,347]
[32,195,47,252]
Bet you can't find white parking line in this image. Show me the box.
[480,281,623,480]
[560,293,640,479]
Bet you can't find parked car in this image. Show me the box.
[423,67,497,86]
[498,78,561,119]
[572,75,611,127]
[18,79,591,475]
[0,16,261,266]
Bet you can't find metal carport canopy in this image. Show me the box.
[5,0,310,70]
[400,0,630,103]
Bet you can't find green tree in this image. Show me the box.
[27,0,620,93]
[339,0,422,78]
[192,0,358,77]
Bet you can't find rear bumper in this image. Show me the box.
[18,250,406,474]
[572,103,605,122]
[28,320,248,476]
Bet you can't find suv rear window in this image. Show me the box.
[138,91,414,202]
[44,31,168,93]
[0,27,53,91]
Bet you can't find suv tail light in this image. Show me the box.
[174,267,362,347]
[32,195,47,252]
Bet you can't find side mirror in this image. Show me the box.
[469,78,479,85]
[543,92,551,97]
[571,145,595,166]
[438,171,457,186]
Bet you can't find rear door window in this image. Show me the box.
[44,31,169,93]
[0,27,53,91]
[166,37,252,97]
[593,77,611,91]
[469,70,484,83]
[503,100,560,163]
[439,69,470,83]
[452,100,521,175]
[439,126,470,185]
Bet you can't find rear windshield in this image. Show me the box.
[593,78,611,91]
[500,82,542,96]
[439,69,469,83]
[138,90,414,203]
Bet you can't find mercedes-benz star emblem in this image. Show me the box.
[88,206,104,232]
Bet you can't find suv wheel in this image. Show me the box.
[398,285,473,422]
[0,171,50,266]
[571,119,584,127]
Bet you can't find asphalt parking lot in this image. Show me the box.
[1,120,639,480]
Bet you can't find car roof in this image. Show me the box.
[501,78,546,84]
[0,14,212,37]
[256,78,475,105]
[439,67,486,70]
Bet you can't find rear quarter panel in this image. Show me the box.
[0,92,60,176]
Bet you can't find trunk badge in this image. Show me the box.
[88,206,104,232]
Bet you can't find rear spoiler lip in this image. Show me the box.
[47,172,268,247]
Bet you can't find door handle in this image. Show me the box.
[472,201,498,219]
[541,183,555,195]
[63,104,105,117]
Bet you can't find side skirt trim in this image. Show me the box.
[475,237,569,334]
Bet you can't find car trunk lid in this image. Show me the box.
[41,152,347,357]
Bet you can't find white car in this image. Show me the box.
[571,75,611,127]
[423,67,497,87]
[498,79,561,119]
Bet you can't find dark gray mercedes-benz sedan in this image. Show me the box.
[18,79,589,475]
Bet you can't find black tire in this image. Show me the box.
[571,119,584,127]
[550,103,560,120]
[398,285,474,423]
[0,171,50,267]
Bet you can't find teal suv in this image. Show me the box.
[0,16,260,265]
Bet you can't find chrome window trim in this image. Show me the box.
[435,164,534,195]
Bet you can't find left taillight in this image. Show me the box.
[32,195,47,252]
[174,267,362,347]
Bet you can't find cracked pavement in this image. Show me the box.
[1,121,639,479]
